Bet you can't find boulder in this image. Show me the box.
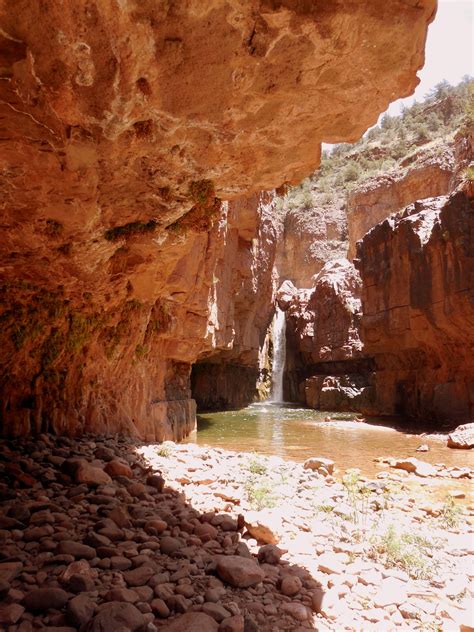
[391,458,437,477]
[280,575,303,597]
[257,544,284,565]
[23,588,69,612]
[104,459,133,478]
[215,556,264,588]
[448,423,474,449]
[0,603,25,625]
[162,612,219,631]
[303,457,335,475]
[67,594,95,628]
[218,615,245,632]
[244,510,280,544]
[74,461,112,486]
[123,566,155,587]
[84,602,144,632]
[57,541,96,560]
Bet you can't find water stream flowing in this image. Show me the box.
[270,307,286,402]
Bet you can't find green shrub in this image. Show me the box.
[247,455,268,476]
[341,162,361,183]
[370,525,437,579]
[245,477,278,510]
[156,443,173,458]
[439,495,461,529]
[104,220,157,241]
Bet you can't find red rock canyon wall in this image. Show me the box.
[356,189,474,423]
[0,0,436,436]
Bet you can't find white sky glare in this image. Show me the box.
[386,0,473,116]
[322,0,473,150]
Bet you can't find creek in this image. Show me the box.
[185,403,473,498]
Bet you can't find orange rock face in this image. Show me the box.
[191,194,279,411]
[356,190,474,423]
[283,260,364,365]
[275,204,348,288]
[347,140,455,260]
[0,0,436,436]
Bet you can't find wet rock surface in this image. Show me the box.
[0,435,472,631]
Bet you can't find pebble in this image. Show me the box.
[163,612,219,631]
[23,587,69,611]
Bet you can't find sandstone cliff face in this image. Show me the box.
[279,127,473,421]
[275,203,348,287]
[356,190,474,423]
[278,262,374,411]
[0,192,277,439]
[347,139,455,259]
[0,0,436,437]
[191,194,280,411]
[281,261,363,364]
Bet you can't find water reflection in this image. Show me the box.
[186,404,473,479]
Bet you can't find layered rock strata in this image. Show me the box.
[347,138,455,260]
[356,190,474,423]
[0,0,436,437]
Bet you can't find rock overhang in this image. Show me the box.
[1,0,436,202]
[0,0,438,437]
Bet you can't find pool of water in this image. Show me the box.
[184,403,473,482]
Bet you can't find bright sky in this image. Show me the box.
[386,0,473,116]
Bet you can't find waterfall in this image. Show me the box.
[270,306,286,403]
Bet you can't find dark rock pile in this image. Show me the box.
[0,435,323,631]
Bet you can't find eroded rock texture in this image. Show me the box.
[0,0,436,436]
[0,192,277,439]
[280,261,374,411]
[275,204,348,288]
[347,139,455,260]
[356,191,474,423]
[191,194,279,411]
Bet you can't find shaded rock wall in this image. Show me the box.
[0,0,436,437]
[0,192,276,439]
[191,364,259,412]
[191,194,280,411]
[356,190,474,423]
